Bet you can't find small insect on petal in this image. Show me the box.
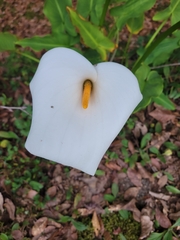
[82,80,92,109]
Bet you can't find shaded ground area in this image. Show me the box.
[0,0,180,239]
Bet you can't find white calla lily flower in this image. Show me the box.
[25,47,142,175]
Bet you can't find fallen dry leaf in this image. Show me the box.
[158,175,168,188]
[149,107,176,124]
[124,187,140,200]
[103,231,112,240]
[122,199,141,222]
[92,211,101,237]
[169,211,180,221]
[46,186,57,198]
[155,208,171,228]
[4,198,15,220]
[149,191,170,201]
[136,163,154,183]
[0,192,4,213]
[11,230,24,240]
[127,168,142,187]
[139,215,154,239]
[105,161,121,171]
[32,217,48,236]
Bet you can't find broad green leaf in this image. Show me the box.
[126,14,144,34]
[0,131,18,139]
[112,183,119,197]
[67,7,116,60]
[95,169,105,176]
[119,233,127,240]
[77,0,106,26]
[149,147,160,155]
[163,230,172,240]
[135,64,150,92]
[110,0,156,30]
[16,34,76,51]
[29,181,43,192]
[77,0,93,18]
[166,185,180,194]
[104,194,115,202]
[147,232,165,240]
[145,36,180,66]
[164,172,174,181]
[136,70,164,111]
[71,219,87,231]
[119,210,130,220]
[59,215,72,223]
[0,32,17,51]
[0,233,9,240]
[153,0,180,25]
[153,93,175,110]
[164,141,179,151]
[172,217,180,227]
[143,71,164,98]
[90,0,106,25]
[43,0,76,36]
[140,133,152,149]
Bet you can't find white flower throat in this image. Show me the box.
[82,80,92,109]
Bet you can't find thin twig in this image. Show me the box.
[151,62,180,69]
[0,106,31,116]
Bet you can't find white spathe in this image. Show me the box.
[25,47,142,175]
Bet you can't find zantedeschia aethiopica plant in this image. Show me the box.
[25,47,142,175]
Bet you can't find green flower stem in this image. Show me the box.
[99,0,111,27]
[132,20,180,73]
[124,32,132,67]
[16,50,40,63]
[145,20,167,49]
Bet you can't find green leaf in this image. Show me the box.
[126,14,144,34]
[149,146,160,155]
[132,21,180,72]
[0,234,9,240]
[29,181,43,192]
[12,223,20,230]
[153,93,175,110]
[67,7,116,60]
[140,133,152,149]
[71,219,87,231]
[147,232,165,240]
[77,0,106,26]
[135,64,150,91]
[112,183,119,197]
[164,172,174,181]
[119,210,130,220]
[135,71,163,112]
[110,0,156,30]
[59,215,72,223]
[119,233,127,240]
[0,32,17,51]
[16,34,77,51]
[0,131,19,139]
[164,142,179,151]
[163,230,172,240]
[145,36,180,66]
[166,185,180,194]
[43,0,76,36]
[104,194,115,202]
[153,0,180,25]
[73,193,81,209]
[172,217,180,227]
[95,169,105,176]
